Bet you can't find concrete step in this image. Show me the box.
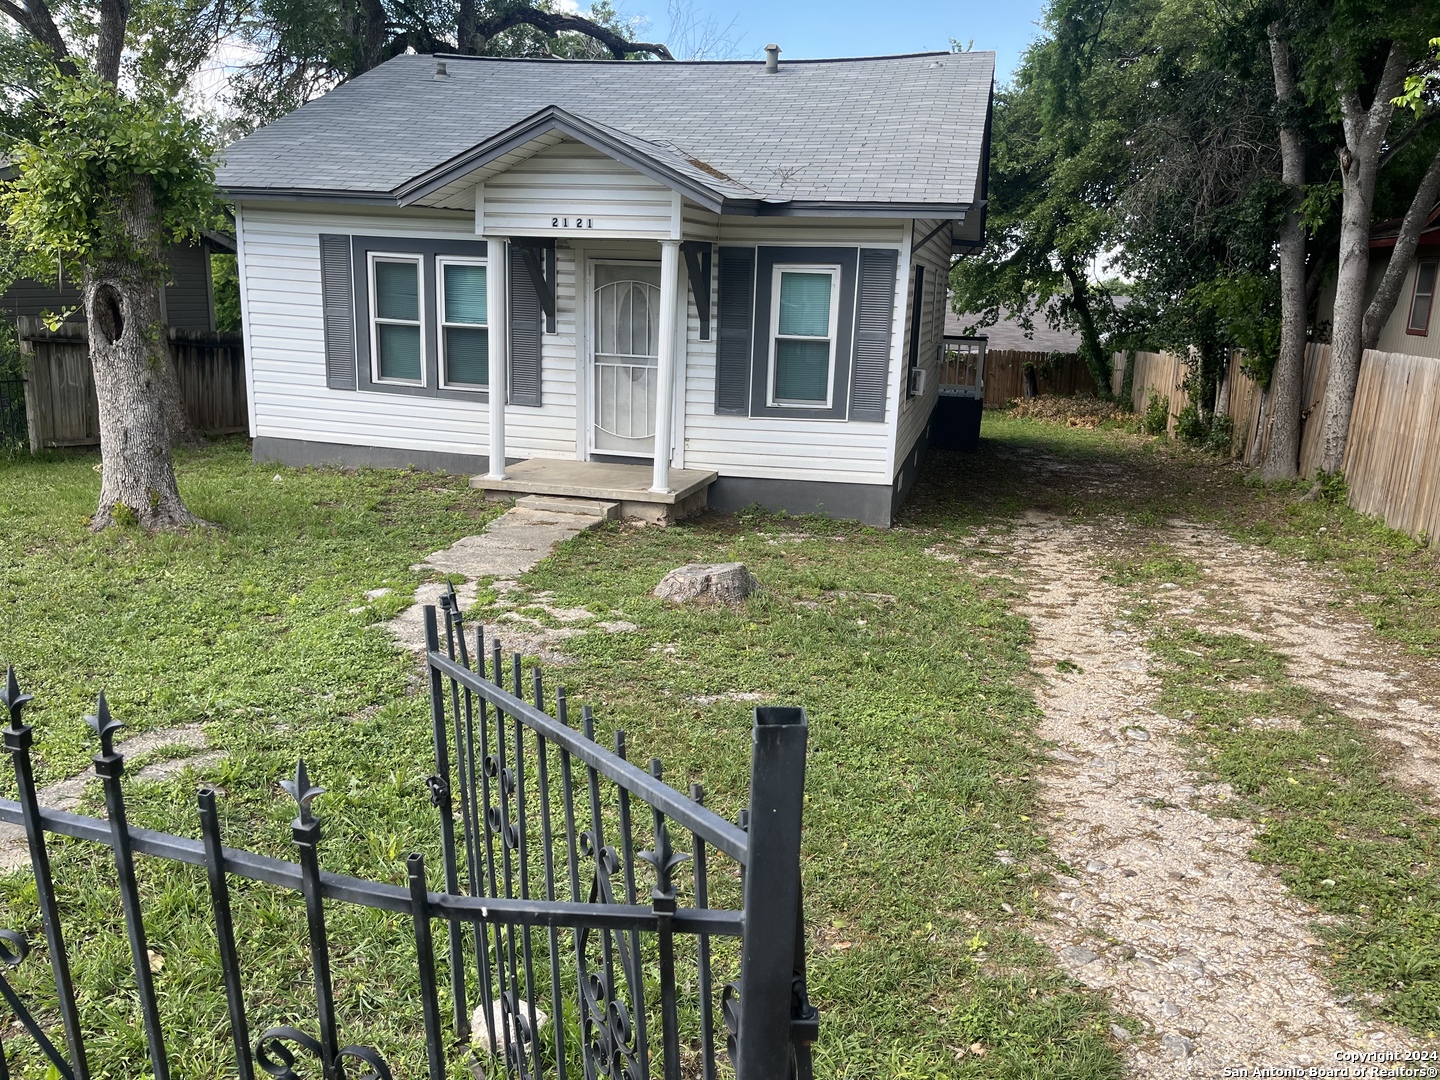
[514,494,620,521]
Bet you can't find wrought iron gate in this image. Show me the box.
[0,597,817,1078]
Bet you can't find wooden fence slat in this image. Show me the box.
[16,318,247,451]
[981,350,1099,406]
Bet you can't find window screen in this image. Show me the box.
[772,270,836,404]
[1408,259,1437,335]
[372,257,422,382]
[440,261,487,387]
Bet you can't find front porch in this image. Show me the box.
[470,457,717,523]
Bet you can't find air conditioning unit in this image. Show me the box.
[907,366,928,397]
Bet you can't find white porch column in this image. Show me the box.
[651,239,682,493]
[485,237,508,479]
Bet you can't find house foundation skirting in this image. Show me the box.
[253,436,493,475]
[254,436,909,527]
[706,476,895,528]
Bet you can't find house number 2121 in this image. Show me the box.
[551,217,594,229]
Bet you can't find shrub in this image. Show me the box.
[1174,401,1207,445]
[1143,392,1170,436]
[1205,413,1235,455]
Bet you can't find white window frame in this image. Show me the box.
[368,251,425,386]
[436,255,489,390]
[767,263,841,409]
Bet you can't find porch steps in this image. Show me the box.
[514,494,620,521]
[471,458,718,524]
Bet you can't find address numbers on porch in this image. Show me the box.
[551,217,596,229]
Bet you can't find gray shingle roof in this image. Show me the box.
[217,51,994,211]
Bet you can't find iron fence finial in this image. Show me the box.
[281,759,325,824]
[85,692,124,757]
[3,666,33,730]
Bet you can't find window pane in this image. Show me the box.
[445,327,489,386]
[1417,260,1438,297]
[375,260,419,322]
[778,272,833,337]
[444,264,487,325]
[1409,293,1433,334]
[377,323,422,381]
[774,338,830,402]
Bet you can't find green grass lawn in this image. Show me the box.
[0,436,1121,1079]
[0,412,1435,1077]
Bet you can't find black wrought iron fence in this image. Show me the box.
[0,599,817,1079]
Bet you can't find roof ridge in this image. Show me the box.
[425,49,981,66]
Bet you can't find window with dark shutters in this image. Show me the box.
[715,247,755,414]
[850,248,899,421]
[508,244,543,406]
[319,234,357,390]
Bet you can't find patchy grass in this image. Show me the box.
[1147,628,1440,1035]
[0,439,1123,1079]
[942,411,1440,1038]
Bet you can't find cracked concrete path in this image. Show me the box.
[981,512,1421,1076]
[0,724,226,870]
[385,504,635,664]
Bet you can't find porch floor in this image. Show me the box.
[469,458,717,506]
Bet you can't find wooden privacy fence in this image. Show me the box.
[983,350,1099,406]
[1113,343,1440,542]
[17,317,246,452]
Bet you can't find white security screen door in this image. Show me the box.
[591,262,662,457]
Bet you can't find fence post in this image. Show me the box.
[2,668,88,1079]
[734,707,809,1080]
[88,694,169,1080]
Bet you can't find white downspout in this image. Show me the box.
[486,237,508,479]
[651,239,681,493]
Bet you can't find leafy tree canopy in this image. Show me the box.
[3,65,220,284]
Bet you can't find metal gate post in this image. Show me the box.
[735,707,808,1080]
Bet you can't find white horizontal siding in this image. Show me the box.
[237,203,577,461]
[679,246,891,485]
[682,200,721,243]
[893,220,949,474]
[716,218,906,248]
[482,141,676,240]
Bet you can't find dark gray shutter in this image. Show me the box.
[850,248,899,421]
[509,244,542,406]
[715,247,754,414]
[319,234,356,390]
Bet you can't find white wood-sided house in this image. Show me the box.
[218,49,994,525]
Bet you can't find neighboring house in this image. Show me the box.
[1365,205,1440,360]
[217,50,995,526]
[1,155,233,331]
[947,303,1085,353]
[1313,205,1440,360]
[0,240,229,332]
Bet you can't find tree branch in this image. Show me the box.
[1363,142,1440,348]
[1379,109,1438,172]
[0,0,75,73]
[472,6,674,60]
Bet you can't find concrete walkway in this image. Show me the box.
[384,504,613,658]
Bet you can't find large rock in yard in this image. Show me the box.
[653,563,757,605]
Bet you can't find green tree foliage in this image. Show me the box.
[950,0,1149,398]
[3,68,220,278]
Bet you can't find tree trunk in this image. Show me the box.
[1119,348,1136,409]
[1062,262,1111,398]
[1262,24,1308,481]
[1314,44,1410,475]
[85,178,201,530]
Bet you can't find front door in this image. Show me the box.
[590,261,661,458]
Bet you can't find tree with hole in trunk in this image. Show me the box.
[3,71,219,529]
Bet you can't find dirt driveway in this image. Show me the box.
[911,415,1440,1076]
